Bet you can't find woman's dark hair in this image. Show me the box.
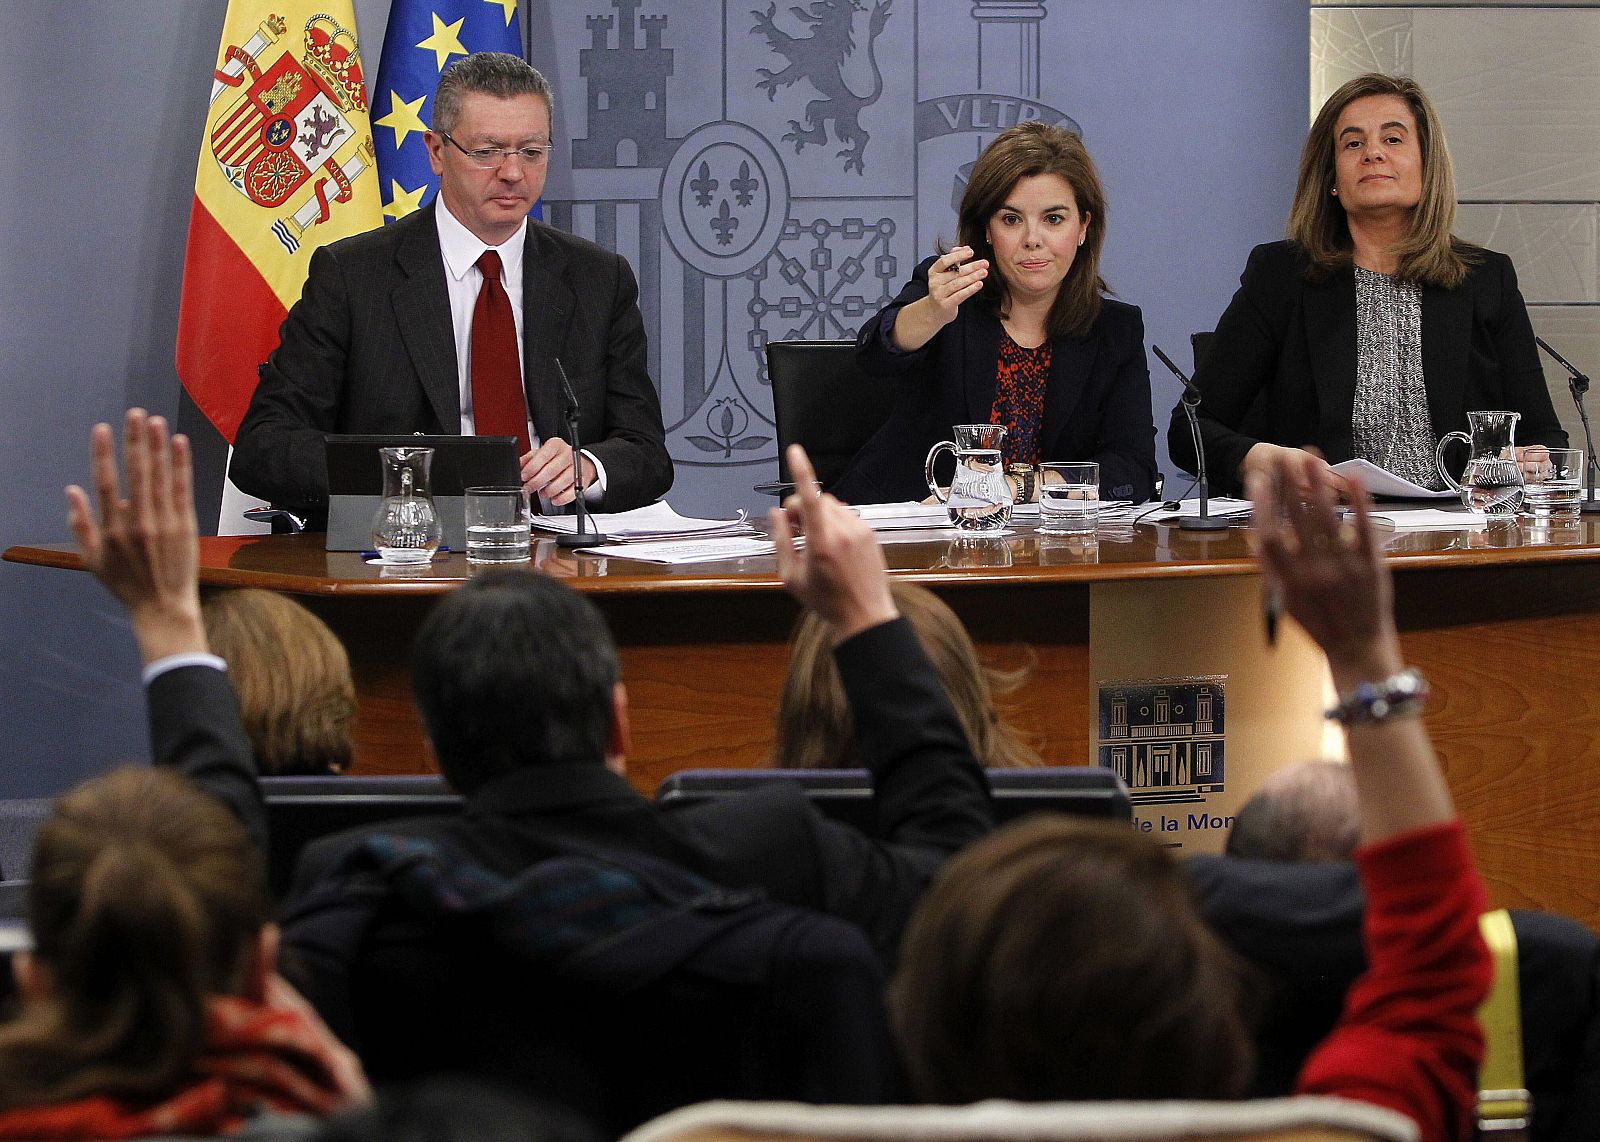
[0,767,269,1109]
[955,121,1109,339]
[890,815,1255,1103]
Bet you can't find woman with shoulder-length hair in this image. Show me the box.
[831,121,1158,507]
[1169,72,1566,494]
[0,767,367,1139]
[772,581,1041,771]
[202,589,356,777]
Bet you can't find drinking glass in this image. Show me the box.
[1039,461,1100,535]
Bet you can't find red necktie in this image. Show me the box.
[471,250,531,455]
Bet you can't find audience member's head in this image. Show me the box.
[412,569,620,793]
[1226,761,1359,863]
[774,582,1040,769]
[313,1076,601,1142]
[0,767,271,1109]
[889,814,1253,1104]
[202,589,356,776]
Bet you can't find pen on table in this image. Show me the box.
[1263,582,1282,647]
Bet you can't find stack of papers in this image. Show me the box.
[1366,507,1486,531]
[1330,459,1455,499]
[534,502,754,541]
[577,536,777,564]
[1132,497,1254,523]
[854,500,1135,530]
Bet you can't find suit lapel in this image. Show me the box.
[391,205,462,432]
[964,313,1003,422]
[1042,335,1097,453]
[521,224,575,445]
[1302,267,1357,455]
[1421,279,1471,438]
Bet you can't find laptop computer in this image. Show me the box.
[324,434,521,551]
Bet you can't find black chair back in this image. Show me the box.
[262,775,462,897]
[656,766,1132,833]
[765,340,899,489]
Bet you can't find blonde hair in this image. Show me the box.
[773,583,1041,770]
[1287,73,1475,288]
[203,589,356,775]
[956,121,1109,339]
[0,768,269,1108]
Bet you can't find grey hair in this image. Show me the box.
[432,52,553,133]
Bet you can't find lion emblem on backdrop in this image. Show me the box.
[750,0,893,174]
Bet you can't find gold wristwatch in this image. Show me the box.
[1007,463,1038,504]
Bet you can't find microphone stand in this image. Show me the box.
[552,359,607,547]
[1535,336,1600,515]
[1151,344,1230,531]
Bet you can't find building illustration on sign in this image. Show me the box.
[542,0,1081,493]
[1098,678,1226,807]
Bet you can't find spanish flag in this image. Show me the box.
[176,3,382,443]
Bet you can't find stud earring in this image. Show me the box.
[1331,187,1339,196]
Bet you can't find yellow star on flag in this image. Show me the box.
[375,90,429,150]
[384,180,429,220]
[484,0,517,26]
[417,12,468,72]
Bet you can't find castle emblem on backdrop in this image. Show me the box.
[206,12,375,252]
[548,0,1078,470]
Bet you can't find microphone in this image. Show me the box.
[552,359,607,547]
[1151,344,1229,531]
[1534,336,1600,514]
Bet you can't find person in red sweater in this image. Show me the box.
[889,448,1492,1142]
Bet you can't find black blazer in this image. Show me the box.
[830,257,1158,505]
[232,203,673,527]
[1170,240,1566,492]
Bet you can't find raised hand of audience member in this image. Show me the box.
[66,409,207,665]
[770,444,898,642]
[1245,449,1452,843]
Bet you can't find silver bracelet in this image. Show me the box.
[1326,667,1429,725]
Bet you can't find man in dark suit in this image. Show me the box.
[232,53,671,529]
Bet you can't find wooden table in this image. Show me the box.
[11,512,1600,927]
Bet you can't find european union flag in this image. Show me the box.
[371,0,534,224]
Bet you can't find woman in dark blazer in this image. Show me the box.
[831,122,1157,506]
[1171,73,1565,495]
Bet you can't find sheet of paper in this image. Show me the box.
[1367,508,1487,531]
[1330,459,1456,499]
[1139,497,1255,522]
[576,536,777,564]
[535,501,753,540]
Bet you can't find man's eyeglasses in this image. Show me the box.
[439,132,550,169]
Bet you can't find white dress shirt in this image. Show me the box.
[434,200,606,503]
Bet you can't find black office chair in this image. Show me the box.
[261,775,463,898]
[765,340,899,490]
[656,766,1131,835]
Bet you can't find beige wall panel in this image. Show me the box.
[1311,9,1412,110]
[1313,9,1600,198]
[1455,203,1599,304]
[1314,1,1582,7]
[1527,306,1600,457]
[1412,10,1600,199]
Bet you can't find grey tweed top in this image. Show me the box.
[1351,265,1443,489]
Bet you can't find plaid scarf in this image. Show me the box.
[0,993,358,1139]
